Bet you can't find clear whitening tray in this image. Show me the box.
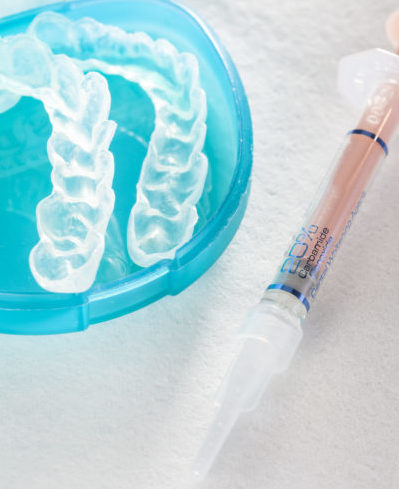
[0,0,252,334]
[28,11,209,270]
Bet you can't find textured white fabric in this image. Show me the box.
[1,1,399,488]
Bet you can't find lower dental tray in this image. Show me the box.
[0,0,252,334]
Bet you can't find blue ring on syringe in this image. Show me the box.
[267,283,310,311]
[347,129,388,155]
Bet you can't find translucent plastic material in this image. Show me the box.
[195,48,399,477]
[0,33,115,293]
[338,48,399,108]
[0,0,252,334]
[29,12,209,267]
[193,300,303,478]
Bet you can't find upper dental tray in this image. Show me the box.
[0,0,252,335]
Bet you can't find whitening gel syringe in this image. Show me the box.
[194,11,399,478]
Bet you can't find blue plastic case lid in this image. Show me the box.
[0,0,253,335]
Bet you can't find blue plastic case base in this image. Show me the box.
[0,0,252,335]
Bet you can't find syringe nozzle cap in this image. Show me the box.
[192,302,303,479]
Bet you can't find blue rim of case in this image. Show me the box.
[0,0,253,335]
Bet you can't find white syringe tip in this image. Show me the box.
[192,301,303,478]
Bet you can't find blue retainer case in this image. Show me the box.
[0,0,252,335]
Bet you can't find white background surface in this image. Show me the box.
[1,1,399,488]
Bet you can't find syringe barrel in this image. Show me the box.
[265,78,399,313]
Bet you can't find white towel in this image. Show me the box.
[0,1,398,488]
